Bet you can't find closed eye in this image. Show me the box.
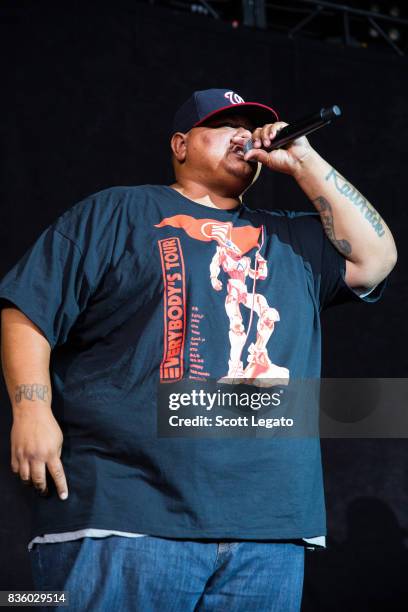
[219,123,253,130]
[206,122,236,128]
[203,121,253,130]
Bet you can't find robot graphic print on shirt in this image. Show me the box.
[155,215,290,386]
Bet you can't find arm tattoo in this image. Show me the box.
[15,384,50,403]
[325,167,385,237]
[313,196,352,257]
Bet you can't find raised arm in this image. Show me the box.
[239,122,398,292]
[1,307,68,500]
[210,246,223,291]
[293,153,397,292]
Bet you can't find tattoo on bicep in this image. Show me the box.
[313,196,352,257]
[325,167,385,237]
[15,384,50,403]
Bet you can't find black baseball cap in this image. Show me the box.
[172,88,279,134]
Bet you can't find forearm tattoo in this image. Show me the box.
[325,167,385,237]
[313,196,352,257]
[15,384,50,403]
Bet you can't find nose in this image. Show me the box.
[231,126,252,144]
[236,126,252,137]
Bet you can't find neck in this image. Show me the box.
[168,180,243,210]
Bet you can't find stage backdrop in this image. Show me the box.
[0,2,407,609]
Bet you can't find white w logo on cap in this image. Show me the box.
[224,91,245,104]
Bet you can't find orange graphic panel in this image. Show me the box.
[157,237,186,382]
[155,215,261,255]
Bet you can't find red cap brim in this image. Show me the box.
[193,102,279,128]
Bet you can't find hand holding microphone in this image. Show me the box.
[239,105,342,176]
[243,106,341,154]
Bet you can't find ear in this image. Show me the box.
[171,132,188,163]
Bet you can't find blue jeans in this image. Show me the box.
[29,535,305,611]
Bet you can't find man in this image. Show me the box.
[0,88,397,611]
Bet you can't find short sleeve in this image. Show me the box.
[0,187,130,348]
[0,227,92,349]
[283,211,388,311]
[320,228,388,310]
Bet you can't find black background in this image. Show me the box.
[0,1,407,610]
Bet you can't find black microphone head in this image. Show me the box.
[321,106,342,122]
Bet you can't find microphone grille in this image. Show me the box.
[243,139,254,154]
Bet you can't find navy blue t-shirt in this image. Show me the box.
[0,185,386,541]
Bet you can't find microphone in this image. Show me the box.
[243,105,342,154]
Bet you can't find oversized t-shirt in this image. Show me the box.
[0,185,386,544]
